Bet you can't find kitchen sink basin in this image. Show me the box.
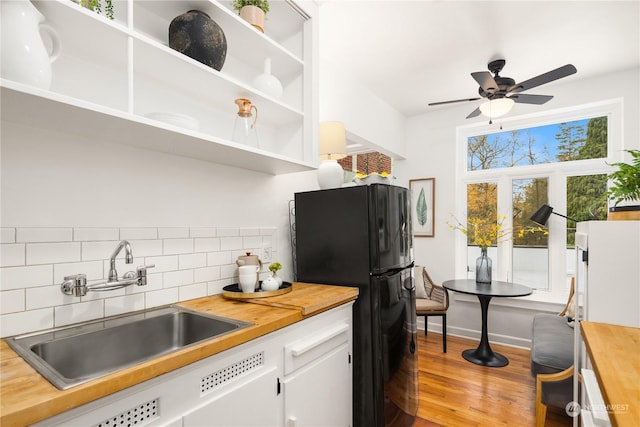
[6,306,252,390]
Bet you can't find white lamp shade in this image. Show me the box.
[479,98,515,118]
[319,121,347,160]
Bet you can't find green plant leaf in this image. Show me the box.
[416,188,427,226]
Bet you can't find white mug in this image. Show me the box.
[238,265,260,292]
[239,274,257,293]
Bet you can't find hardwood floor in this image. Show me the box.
[411,332,573,427]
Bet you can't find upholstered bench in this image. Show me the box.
[530,312,575,426]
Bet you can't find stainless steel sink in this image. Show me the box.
[6,305,252,390]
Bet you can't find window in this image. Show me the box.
[455,100,620,300]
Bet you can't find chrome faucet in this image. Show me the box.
[109,240,133,282]
[60,240,154,297]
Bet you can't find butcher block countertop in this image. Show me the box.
[580,321,640,427]
[0,282,358,427]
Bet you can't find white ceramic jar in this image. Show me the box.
[1,0,61,90]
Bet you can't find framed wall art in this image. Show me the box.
[409,178,435,237]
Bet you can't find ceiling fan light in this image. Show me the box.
[479,98,515,118]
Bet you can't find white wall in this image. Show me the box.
[397,67,640,347]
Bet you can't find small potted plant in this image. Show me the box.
[78,0,114,20]
[607,149,640,220]
[232,0,269,33]
[268,262,283,286]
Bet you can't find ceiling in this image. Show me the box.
[318,1,640,118]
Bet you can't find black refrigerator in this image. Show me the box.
[294,184,418,427]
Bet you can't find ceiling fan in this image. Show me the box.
[428,59,577,120]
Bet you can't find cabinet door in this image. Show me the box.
[183,367,279,427]
[283,344,351,427]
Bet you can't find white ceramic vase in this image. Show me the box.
[253,58,283,99]
[1,0,61,90]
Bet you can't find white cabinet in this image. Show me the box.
[283,323,352,426]
[1,0,318,174]
[34,303,353,427]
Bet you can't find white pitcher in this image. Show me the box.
[1,0,61,90]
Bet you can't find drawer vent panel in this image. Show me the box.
[201,351,264,394]
[93,398,159,427]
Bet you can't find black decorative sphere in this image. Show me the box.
[169,10,227,71]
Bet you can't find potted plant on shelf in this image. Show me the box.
[607,149,640,220]
[77,0,114,20]
[232,0,269,33]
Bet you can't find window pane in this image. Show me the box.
[467,116,608,171]
[466,182,498,280]
[566,174,608,247]
[513,178,549,290]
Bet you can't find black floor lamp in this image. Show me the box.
[530,204,579,226]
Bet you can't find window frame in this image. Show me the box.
[453,99,622,305]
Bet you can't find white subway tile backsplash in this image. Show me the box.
[54,261,104,283]
[74,228,119,241]
[207,251,231,266]
[27,242,81,265]
[260,227,277,236]
[1,228,16,243]
[178,283,207,302]
[146,288,179,308]
[1,290,25,314]
[217,228,239,237]
[1,264,53,291]
[164,269,194,288]
[128,239,163,257]
[17,228,73,243]
[207,280,231,296]
[220,237,243,251]
[242,236,262,248]
[0,225,277,337]
[194,266,220,283]
[105,294,145,317]
[1,308,54,337]
[144,255,178,273]
[221,264,238,279]
[54,300,104,327]
[1,243,25,267]
[194,238,220,253]
[240,228,261,236]
[179,253,206,270]
[26,285,74,310]
[120,228,157,240]
[81,241,119,261]
[164,239,194,255]
[190,227,216,238]
[158,227,189,239]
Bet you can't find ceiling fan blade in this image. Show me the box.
[509,94,553,105]
[509,64,577,93]
[466,107,481,119]
[471,71,498,94]
[428,97,482,106]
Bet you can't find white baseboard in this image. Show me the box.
[417,319,532,350]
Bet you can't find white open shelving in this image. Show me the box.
[1,0,317,175]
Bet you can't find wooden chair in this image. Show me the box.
[415,265,449,352]
[532,278,576,427]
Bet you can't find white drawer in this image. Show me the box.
[284,322,350,375]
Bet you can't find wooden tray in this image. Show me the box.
[222,282,292,300]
